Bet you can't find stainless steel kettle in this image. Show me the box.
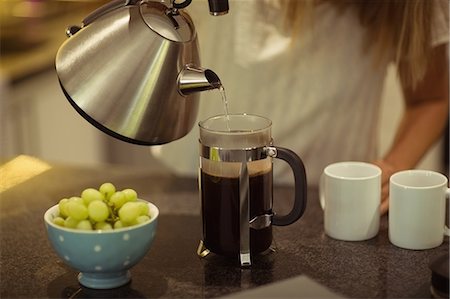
[55,0,228,145]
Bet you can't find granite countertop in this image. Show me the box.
[0,156,448,298]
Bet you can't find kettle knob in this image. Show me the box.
[66,25,81,37]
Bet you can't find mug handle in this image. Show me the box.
[266,146,307,226]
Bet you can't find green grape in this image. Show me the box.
[53,216,65,227]
[110,191,126,209]
[81,188,104,205]
[67,201,89,221]
[95,222,113,230]
[69,196,84,205]
[134,215,150,225]
[136,202,149,216]
[64,217,79,228]
[55,183,150,231]
[58,198,70,218]
[76,220,93,230]
[122,188,138,202]
[99,182,116,200]
[118,202,140,224]
[114,220,124,229]
[88,200,109,222]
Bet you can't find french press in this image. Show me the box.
[198,114,308,267]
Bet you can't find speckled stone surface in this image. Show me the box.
[1,158,448,298]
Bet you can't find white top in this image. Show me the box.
[152,0,449,186]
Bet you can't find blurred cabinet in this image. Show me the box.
[1,70,107,165]
[0,1,162,168]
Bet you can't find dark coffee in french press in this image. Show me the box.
[201,165,273,256]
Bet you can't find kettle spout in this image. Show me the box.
[178,65,222,96]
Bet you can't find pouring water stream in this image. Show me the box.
[218,85,231,131]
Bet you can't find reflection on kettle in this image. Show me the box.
[55,0,228,145]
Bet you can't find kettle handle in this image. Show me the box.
[172,0,192,9]
[82,0,191,27]
[83,0,137,26]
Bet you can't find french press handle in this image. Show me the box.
[265,146,307,226]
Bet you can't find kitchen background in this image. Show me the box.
[1,0,448,176]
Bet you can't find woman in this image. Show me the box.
[153,0,449,214]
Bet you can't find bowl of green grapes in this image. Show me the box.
[44,183,158,289]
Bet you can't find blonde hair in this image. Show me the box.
[283,0,435,89]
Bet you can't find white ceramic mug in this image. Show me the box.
[320,162,381,241]
[389,170,449,250]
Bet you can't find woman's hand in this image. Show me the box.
[371,160,397,215]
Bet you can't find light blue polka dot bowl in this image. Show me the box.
[44,200,158,289]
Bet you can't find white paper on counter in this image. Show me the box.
[219,275,346,299]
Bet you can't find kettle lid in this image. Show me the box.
[140,1,195,42]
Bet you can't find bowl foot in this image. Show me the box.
[78,270,131,289]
